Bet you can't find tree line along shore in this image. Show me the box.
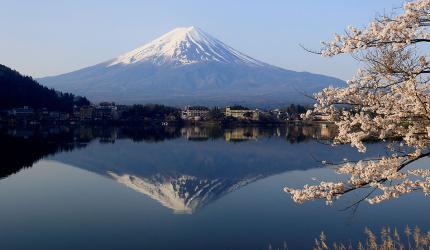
[0,63,322,127]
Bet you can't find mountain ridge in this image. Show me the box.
[38,26,345,106]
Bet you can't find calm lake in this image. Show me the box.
[0,125,429,250]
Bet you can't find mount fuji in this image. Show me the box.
[39,26,344,106]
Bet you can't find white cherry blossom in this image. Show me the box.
[285,0,430,205]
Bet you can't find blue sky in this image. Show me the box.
[1,0,403,80]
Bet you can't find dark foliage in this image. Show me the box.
[284,104,309,116]
[229,105,250,110]
[0,64,90,112]
[207,107,224,121]
[120,104,181,121]
[258,112,278,123]
[0,129,87,179]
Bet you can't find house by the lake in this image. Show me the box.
[181,106,210,121]
[225,106,259,121]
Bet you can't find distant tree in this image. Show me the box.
[258,112,278,123]
[284,104,308,117]
[121,104,180,121]
[207,107,224,121]
[243,111,254,119]
[229,105,250,110]
[285,0,430,204]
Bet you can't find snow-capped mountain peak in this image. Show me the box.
[39,26,345,105]
[108,26,264,67]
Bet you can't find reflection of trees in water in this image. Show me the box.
[0,128,87,179]
[0,124,337,179]
[0,124,341,213]
[180,124,337,143]
[76,126,182,143]
[284,124,337,143]
[0,125,187,179]
[181,126,224,141]
[109,124,336,143]
[120,126,181,142]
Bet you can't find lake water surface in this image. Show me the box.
[0,125,429,250]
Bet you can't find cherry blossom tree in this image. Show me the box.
[285,0,430,205]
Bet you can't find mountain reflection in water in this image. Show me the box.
[0,124,379,214]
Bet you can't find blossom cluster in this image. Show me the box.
[286,0,430,205]
[284,182,345,205]
[321,0,430,56]
[336,157,405,186]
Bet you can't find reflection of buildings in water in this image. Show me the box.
[79,127,94,141]
[181,126,209,141]
[301,125,316,138]
[320,125,333,139]
[3,124,337,146]
[78,127,118,143]
[308,123,336,140]
[284,123,336,142]
[98,129,118,144]
[276,123,337,143]
[276,127,282,137]
[224,127,259,142]
[284,125,306,143]
[181,126,261,142]
[181,125,336,143]
[1,124,340,214]
[164,126,178,135]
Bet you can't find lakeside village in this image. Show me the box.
[0,102,324,127]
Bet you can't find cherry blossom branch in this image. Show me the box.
[285,0,430,205]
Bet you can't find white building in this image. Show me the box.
[181,106,210,121]
[225,106,259,121]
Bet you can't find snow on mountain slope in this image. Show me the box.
[108,26,263,67]
[38,26,345,106]
[108,172,260,214]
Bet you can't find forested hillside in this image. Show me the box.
[0,64,89,112]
